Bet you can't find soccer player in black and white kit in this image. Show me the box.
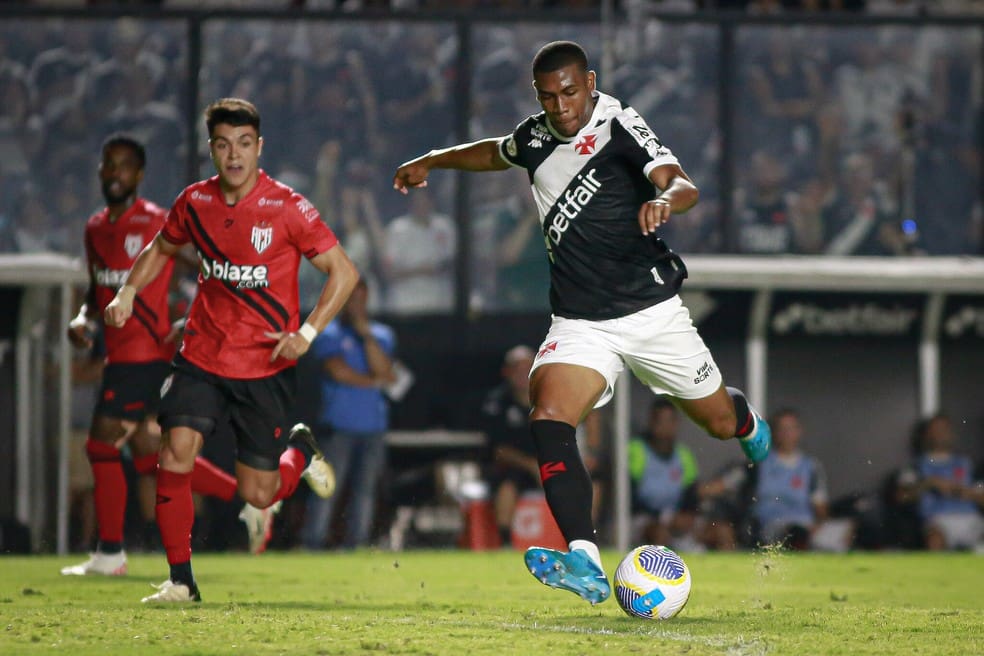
[393,41,771,605]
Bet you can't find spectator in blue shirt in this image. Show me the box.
[897,414,983,551]
[703,408,851,551]
[629,398,703,551]
[301,280,396,550]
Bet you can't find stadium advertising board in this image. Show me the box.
[769,292,924,340]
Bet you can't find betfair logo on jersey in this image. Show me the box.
[545,168,602,249]
[93,267,129,288]
[199,257,269,289]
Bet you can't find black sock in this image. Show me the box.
[98,540,122,554]
[498,526,512,546]
[530,419,595,544]
[169,561,196,589]
[289,435,315,467]
[727,387,755,437]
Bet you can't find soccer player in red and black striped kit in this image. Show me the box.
[106,98,359,603]
[62,135,241,577]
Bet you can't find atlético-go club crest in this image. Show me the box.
[124,233,144,259]
[251,222,273,254]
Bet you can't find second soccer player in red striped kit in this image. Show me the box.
[105,98,359,603]
[62,134,241,577]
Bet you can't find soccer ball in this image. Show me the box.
[613,545,692,620]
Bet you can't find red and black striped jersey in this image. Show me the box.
[161,171,338,380]
[85,198,175,364]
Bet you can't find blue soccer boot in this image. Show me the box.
[524,546,610,605]
[739,408,771,463]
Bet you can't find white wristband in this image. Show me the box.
[117,284,137,303]
[298,322,318,344]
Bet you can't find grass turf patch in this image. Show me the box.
[1,551,981,655]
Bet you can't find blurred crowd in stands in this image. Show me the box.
[11,1,984,15]
[0,15,981,315]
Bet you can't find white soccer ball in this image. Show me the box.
[613,545,692,620]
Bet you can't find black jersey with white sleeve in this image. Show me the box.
[498,91,688,320]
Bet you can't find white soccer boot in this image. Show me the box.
[288,423,336,499]
[60,550,128,576]
[238,500,283,554]
[141,579,201,603]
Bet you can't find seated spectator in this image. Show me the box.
[629,398,709,552]
[480,345,539,547]
[703,408,850,551]
[896,414,983,550]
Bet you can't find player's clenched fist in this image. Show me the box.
[265,322,317,362]
[392,157,431,194]
[104,284,136,327]
[638,198,672,236]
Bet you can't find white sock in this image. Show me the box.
[569,539,603,570]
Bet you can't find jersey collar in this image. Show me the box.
[544,90,609,143]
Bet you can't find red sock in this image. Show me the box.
[156,469,194,565]
[271,447,306,504]
[191,456,237,502]
[86,438,127,545]
[133,453,158,476]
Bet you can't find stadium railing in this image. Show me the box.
[0,253,86,554]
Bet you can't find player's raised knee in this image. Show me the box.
[238,483,277,510]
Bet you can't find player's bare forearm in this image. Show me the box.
[105,235,179,327]
[427,139,509,172]
[266,246,359,362]
[127,234,181,293]
[306,246,360,333]
[83,277,98,317]
[639,164,700,235]
[393,138,509,193]
[650,164,699,213]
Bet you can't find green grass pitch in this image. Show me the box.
[1,550,981,655]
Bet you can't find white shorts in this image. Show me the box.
[530,295,723,408]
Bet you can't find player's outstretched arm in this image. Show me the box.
[638,163,700,236]
[392,138,510,194]
[104,234,182,328]
[266,244,360,362]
